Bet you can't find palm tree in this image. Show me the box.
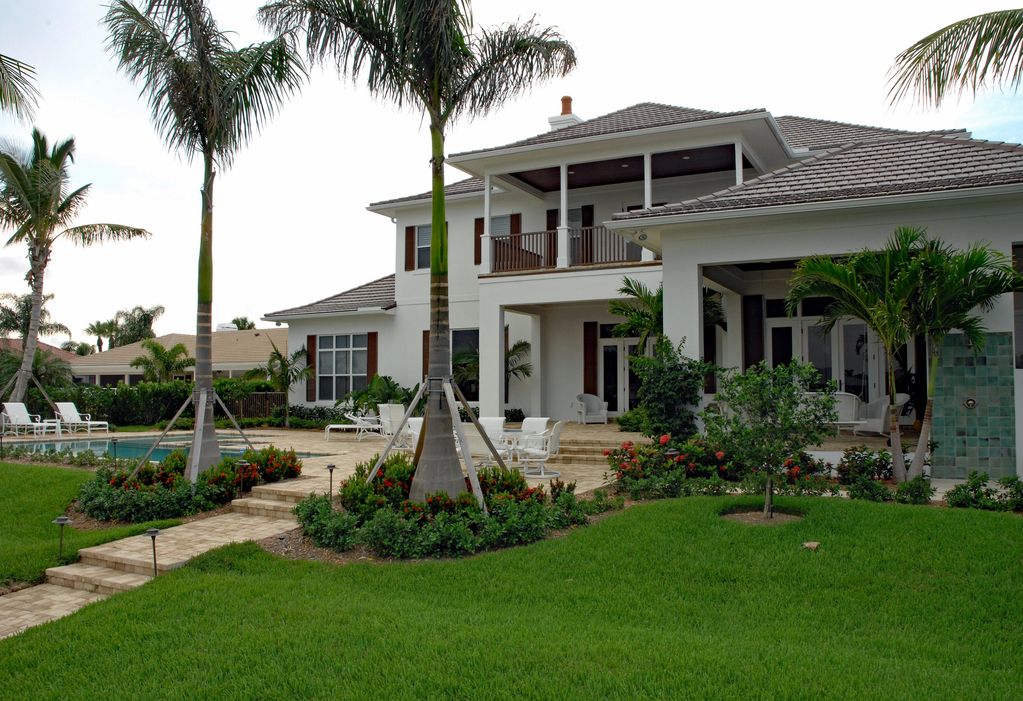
[86,318,118,352]
[786,229,923,482]
[231,316,256,330]
[244,340,311,427]
[112,304,165,346]
[452,339,532,403]
[0,293,70,343]
[889,9,1023,107]
[129,338,195,382]
[0,54,40,121]
[610,278,728,349]
[0,129,149,402]
[0,348,72,394]
[261,0,576,501]
[61,340,95,356]
[904,233,1021,478]
[105,0,305,477]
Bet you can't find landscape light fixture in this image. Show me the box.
[146,528,160,577]
[111,438,118,464]
[326,464,336,503]
[237,460,250,493]
[53,515,72,560]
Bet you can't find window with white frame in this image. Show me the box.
[317,333,369,401]
[416,224,431,269]
[490,214,511,237]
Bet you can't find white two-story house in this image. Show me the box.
[266,98,1023,480]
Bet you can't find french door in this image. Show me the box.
[765,318,878,400]
[599,338,642,415]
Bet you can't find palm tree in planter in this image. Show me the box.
[0,293,70,345]
[245,340,311,428]
[261,0,576,501]
[105,0,305,479]
[130,339,195,382]
[787,229,923,482]
[0,129,149,402]
[904,233,1021,479]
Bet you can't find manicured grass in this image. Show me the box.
[0,463,178,585]
[2,496,1021,699]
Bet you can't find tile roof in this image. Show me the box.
[68,329,288,369]
[774,115,967,151]
[452,103,766,158]
[371,177,484,207]
[0,338,77,362]
[614,135,1023,220]
[265,275,396,319]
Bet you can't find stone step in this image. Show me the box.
[250,478,322,504]
[79,548,172,576]
[558,445,611,456]
[231,497,297,519]
[551,454,611,466]
[46,563,151,595]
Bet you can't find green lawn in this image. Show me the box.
[0,463,178,585]
[1,496,1021,699]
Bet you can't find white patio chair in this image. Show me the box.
[398,417,424,451]
[571,393,608,424]
[477,416,506,441]
[2,402,55,436]
[855,393,910,436]
[521,420,565,478]
[829,392,863,433]
[376,403,406,441]
[459,430,511,466]
[324,413,380,441]
[55,402,109,434]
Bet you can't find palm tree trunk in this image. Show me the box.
[409,123,464,502]
[886,349,907,482]
[188,154,220,480]
[10,251,46,403]
[907,350,939,480]
[763,474,774,518]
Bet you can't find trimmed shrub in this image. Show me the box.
[895,476,935,505]
[504,408,526,423]
[847,477,894,502]
[630,338,709,439]
[836,445,893,484]
[294,495,360,551]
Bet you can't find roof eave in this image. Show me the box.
[262,306,397,322]
[367,189,486,215]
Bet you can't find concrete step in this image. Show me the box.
[550,455,611,466]
[231,497,296,519]
[46,563,151,595]
[78,548,172,576]
[249,478,322,504]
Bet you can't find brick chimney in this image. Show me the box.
[548,95,583,131]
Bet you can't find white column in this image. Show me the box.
[480,174,492,273]
[556,163,570,268]
[528,313,543,416]
[643,152,652,208]
[478,303,505,417]
[734,142,744,186]
[662,248,703,360]
[722,290,743,370]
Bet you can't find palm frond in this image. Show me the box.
[889,9,1023,106]
[0,54,41,121]
[60,223,152,246]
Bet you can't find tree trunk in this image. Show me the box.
[763,474,774,518]
[10,251,46,403]
[284,402,290,429]
[886,349,907,482]
[187,155,221,482]
[907,350,939,480]
[409,123,464,502]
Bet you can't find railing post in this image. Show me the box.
[556,226,570,268]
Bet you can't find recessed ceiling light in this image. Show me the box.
[682,155,691,160]
[568,170,575,174]
[621,163,629,168]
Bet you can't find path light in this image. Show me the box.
[237,460,249,493]
[53,515,72,561]
[111,438,118,465]
[146,528,160,577]
[326,463,336,502]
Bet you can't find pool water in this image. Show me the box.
[5,437,318,463]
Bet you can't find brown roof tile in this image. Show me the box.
[774,115,967,151]
[371,178,483,208]
[68,329,288,369]
[0,338,77,361]
[264,275,396,319]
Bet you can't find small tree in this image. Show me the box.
[630,338,710,439]
[231,316,256,330]
[703,362,837,517]
[130,339,195,382]
[244,340,311,428]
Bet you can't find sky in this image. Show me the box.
[0,0,1021,349]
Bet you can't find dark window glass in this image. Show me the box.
[765,299,788,318]
[452,329,480,401]
[771,327,793,367]
[318,376,333,401]
[599,323,618,339]
[801,296,834,317]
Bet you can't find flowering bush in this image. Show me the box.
[244,445,302,482]
[606,436,741,495]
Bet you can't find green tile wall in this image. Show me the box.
[931,332,1016,479]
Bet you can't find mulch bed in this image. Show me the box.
[721,509,802,526]
[62,501,234,531]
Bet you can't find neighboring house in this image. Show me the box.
[266,98,1023,479]
[0,338,77,363]
[69,328,288,386]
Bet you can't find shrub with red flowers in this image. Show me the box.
[244,445,302,483]
[606,435,742,499]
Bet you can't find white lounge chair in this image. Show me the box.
[855,393,911,436]
[521,420,565,478]
[571,393,608,424]
[2,402,58,436]
[377,403,406,441]
[324,413,380,441]
[55,402,109,434]
[476,416,506,441]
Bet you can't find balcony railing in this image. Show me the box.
[569,226,642,267]
[491,230,558,273]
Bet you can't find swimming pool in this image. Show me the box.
[5,436,319,463]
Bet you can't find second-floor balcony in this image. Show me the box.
[490,226,643,274]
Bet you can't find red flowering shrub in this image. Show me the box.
[244,445,302,483]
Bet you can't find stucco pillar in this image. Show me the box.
[528,313,543,416]
[662,254,703,360]
[734,142,743,186]
[479,303,505,417]
[722,289,742,370]
[556,163,570,268]
[641,153,656,261]
[480,174,492,273]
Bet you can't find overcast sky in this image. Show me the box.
[1,0,1021,349]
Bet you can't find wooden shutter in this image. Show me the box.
[367,331,378,380]
[583,321,598,395]
[509,213,522,249]
[580,204,595,264]
[703,324,717,393]
[305,334,317,401]
[422,330,430,377]
[545,209,559,265]
[474,217,484,265]
[404,226,416,271]
[741,295,765,370]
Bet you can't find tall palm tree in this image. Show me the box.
[905,233,1021,478]
[105,0,305,478]
[130,338,195,382]
[0,54,40,121]
[261,0,576,501]
[786,228,923,482]
[0,293,70,343]
[61,340,95,356]
[0,129,149,402]
[244,340,311,427]
[889,9,1023,107]
[112,304,165,346]
[86,318,118,352]
[231,316,256,330]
